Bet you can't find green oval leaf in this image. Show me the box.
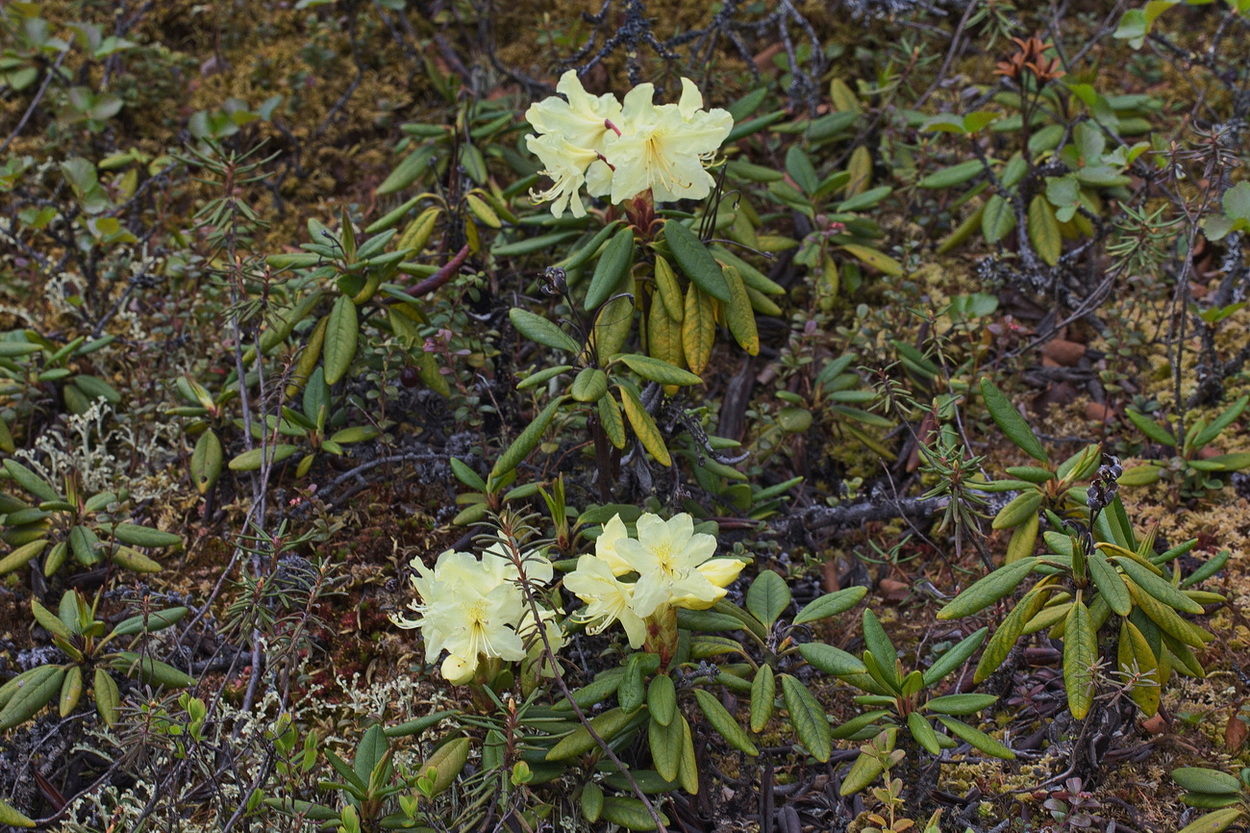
[1063,599,1096,720]
[584,227,635,311]
[923,693,998,716]
[745,570,791,626]
[1112,555,1205,614]
[779,673,831,762]
[3,460,61,503]
[558,220,622,270]
[922,627,988,686]
[598,391,627,450]
[982,193,1016,244]
[0,665,65,730]
[917,159,985,189]
[377,145,437,195]
[228,444,301,472]
[617,354,703,387]
[488,395,567,484]
[664,220,729,302]
[992,489,1043,530]
[0,797,36,827]
[619,384,671,467]
[980,379,1048,462]
[840,747,887,796]
[721,264,760,355]
[907,711,943,755]
[0,538,50,576]
[647,674,677,727]
[693,688,759,756]
[1088,553,1131,616]
[191,429,223,494]
[112,652,195,688]
[547,707,638,761]
[793,586,868,625]
[935,715,1015,759]
[509,307,581,354]
[619,653,651,714]
[72,374,121,404]
[1173,768,1243,795]
[1028,194,1062,266]
[839,244,904,277]
[599,797,669,831]
[420,736,471,796]
[516,364,574,390]
[580,783,604,823]
[1118,618,1160,715]
[938,557,1040,620]
[58,665,83,717]
[323,295,359,386]
[70,524,102,565]
[1176,807,1244,833]
[799,643,867,676]
[465,193,501,229]
[1125,408,1177,447]
[94,667,120,726]
[570,367,609,402]
[862,609,898,685]
[750,664,775,733]
[31,597,72,641]
[111,607,189,637]
[110,523,181,548]
[111,546,163,573]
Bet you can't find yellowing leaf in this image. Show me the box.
[598,391,627,450]
[845,145,872,197]
[653,254,684,322]
[721,265,760,355]
[590,291,635,363]
[619,384,671,466]
[647,294,686,383]
[839,244,904,277]
[682,284,715,375]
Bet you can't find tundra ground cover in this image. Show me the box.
[2,1,1250,831]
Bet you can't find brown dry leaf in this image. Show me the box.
[1141,713,1169,735]
[879,578,910,601]
[1226,703,1248,752]
[1041,339,1086,366]
[1085,401,1116,423]
[821,559,841,593]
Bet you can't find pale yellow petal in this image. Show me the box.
[696,557,746,589]
[441,654,476,684]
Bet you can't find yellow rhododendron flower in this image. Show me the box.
[607,79,733,205]
[392,543,553,683]
[564,512,745,648]
[619,512,740,616]
[594,513,634,576]
[564,553,648,648]
[525,73,731,217]
[525,133,610,219]
[525,70,622,154]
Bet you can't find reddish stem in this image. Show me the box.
[408,243,470,294]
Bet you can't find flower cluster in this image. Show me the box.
[391,543,554,684]
[393,513,742,684]
[564,512,744,650]
[525,72,734,218]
